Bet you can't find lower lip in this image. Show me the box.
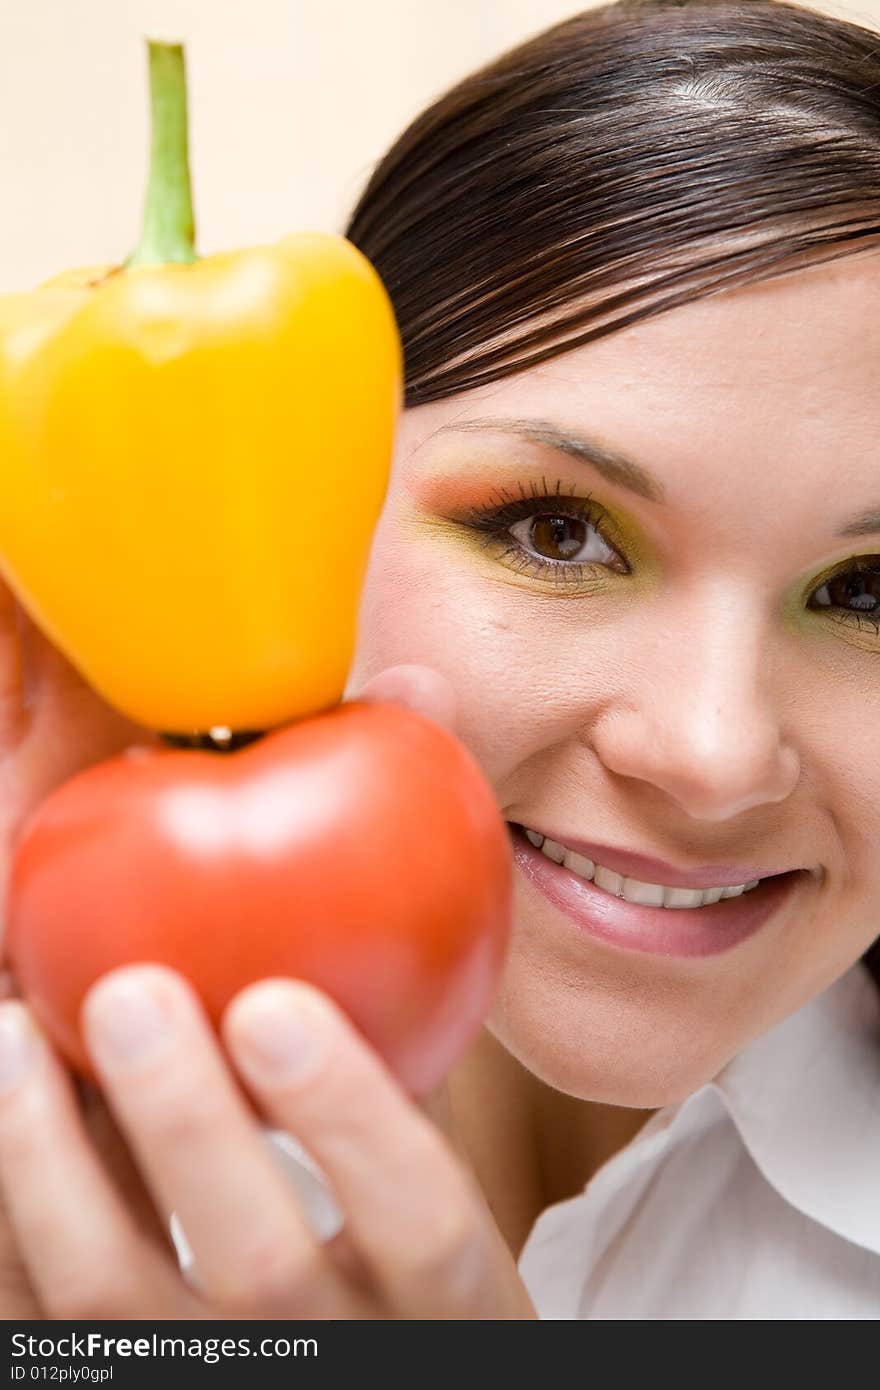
[509,825,801,959]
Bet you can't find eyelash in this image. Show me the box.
[459,477,630,585]
[458,477,880,635]
[807,556,880,636]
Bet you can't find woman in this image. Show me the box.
[0,0,878,1319]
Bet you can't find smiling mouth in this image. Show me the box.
[508,822,801,909]
[507,823,807,959]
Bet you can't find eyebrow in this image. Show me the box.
[435,415,880,541]
[434,416,665,503]
[836,511,880,539]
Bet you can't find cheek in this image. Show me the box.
[349,516,565,787]
[785,646,880,902]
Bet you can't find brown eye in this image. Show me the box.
[510,512,628,573]
[460,485,632,585]
[811,564,880,616]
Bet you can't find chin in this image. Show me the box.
[486,957,741,1110]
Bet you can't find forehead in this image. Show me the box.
[402,249,880,496]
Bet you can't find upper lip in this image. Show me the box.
[517,826,797,889]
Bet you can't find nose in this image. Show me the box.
[590,593,801,822]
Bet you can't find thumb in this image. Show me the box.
[349,663,458,733]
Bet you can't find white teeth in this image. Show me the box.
[593,865,624,896]
[524,826,764,908]
[564,849,595,878]
[541,837,566,864]
[621,877,665,908]
[663,886,705,910]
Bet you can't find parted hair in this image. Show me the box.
[344,0,880,991]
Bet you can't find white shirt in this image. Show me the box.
[172,961,880,1319]
[518,961,880,1319]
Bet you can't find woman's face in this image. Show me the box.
[347,251,880,1107]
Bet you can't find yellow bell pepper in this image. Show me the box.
[0,42,401,734]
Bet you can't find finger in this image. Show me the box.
[0,580,26,745]
[20,612,140,755]
[12,617,159,807]
[351,663,458,732]
[18,606,82,702]
[10,597,151,755]
[82,965,364,1318]
[0,1190,42,1317]
[0,1001,193,1319]
[79,1084,186,1256]
[223,980,506,1317]
[0,970,21,1003]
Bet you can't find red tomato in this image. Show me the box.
[6,701,512,1095]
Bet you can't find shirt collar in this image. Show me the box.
[711,961,880,1257]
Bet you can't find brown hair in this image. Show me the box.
[343,0,880,989]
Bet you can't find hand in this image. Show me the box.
[0,966,535,1319]
[0,656,533,1318]
[0,576,157,1314]
[0,576,156,906]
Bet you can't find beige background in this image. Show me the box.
[0,0,878,292]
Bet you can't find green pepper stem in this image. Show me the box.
[125,40,197,267]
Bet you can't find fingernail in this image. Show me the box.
[231,985,328,1088]
[84,973,174,1069]
[0,1004,40,1094]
